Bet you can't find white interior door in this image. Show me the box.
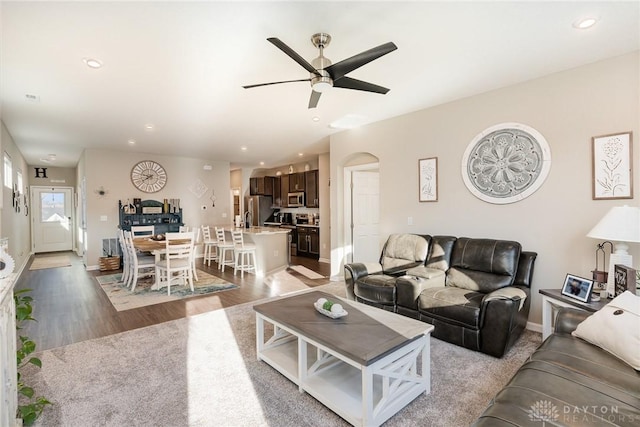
[351,171,380,263]
[31,187,74,253]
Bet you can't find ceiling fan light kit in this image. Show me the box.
[243,33,397,108]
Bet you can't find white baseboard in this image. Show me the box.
[319,258,330,264]
[526,321,542,333]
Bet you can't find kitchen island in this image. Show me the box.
[236,226,290,277]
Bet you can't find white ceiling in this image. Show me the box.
[2,1,639,169]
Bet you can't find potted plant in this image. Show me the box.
[14,289,50,425]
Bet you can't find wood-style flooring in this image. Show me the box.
[14,252,332,352]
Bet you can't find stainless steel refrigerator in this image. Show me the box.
[245,196,273,227]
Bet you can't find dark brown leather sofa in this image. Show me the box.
[344,235,537,357]
[473,308,640,426]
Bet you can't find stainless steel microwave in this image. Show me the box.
[287,192,305,207]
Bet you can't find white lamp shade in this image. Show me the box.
[587,206,640,243]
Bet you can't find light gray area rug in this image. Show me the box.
[23,282,541,426]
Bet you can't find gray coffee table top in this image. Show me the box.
[254,291,433,366]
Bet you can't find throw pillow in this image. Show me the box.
[572,291,640,370]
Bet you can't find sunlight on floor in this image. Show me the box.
[262,270,310,296]
[186,310,267,425]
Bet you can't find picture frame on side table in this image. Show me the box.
[613,264,636,297]
[592,131,633,200]
[419,157,438,202]
[561,274,594,303]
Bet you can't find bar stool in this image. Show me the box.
[201,225,218,267]
[231,230,256,278]
[215,227,235,272]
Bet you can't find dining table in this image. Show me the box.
[132,237,192,290]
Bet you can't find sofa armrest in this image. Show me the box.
[344,262,383,300]
[482,286,528,311]
[479,286,531,357]
[382,261,423,277]
[396,270,446,309]
[555,307,591,334]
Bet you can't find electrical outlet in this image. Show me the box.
[274,250,279,257]
[221,212,227,218]
[323,243,326,249]
[407,216,413,226]
[201,205,207,211]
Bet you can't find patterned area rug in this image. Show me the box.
[29,255,72,270]
[95,269,237,311]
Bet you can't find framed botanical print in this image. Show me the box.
[592,131,633,200]
[419,157,438,202]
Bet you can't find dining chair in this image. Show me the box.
[131,225,156,237]
[124,230,156,291]
[201,225,218,267]
[154,231,195,295]
[231,230,256,278]
[180,226,201,281]
[118,229,131,286]
[215,227,235,272]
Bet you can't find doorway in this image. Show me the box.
[344,163,380,263]
[31,186,74,253]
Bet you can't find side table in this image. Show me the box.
[539,288,608,340]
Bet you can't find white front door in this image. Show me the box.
[351,171,380,263]
[31,187,74,253]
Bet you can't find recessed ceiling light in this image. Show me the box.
[259,161,265,166]
[128,139,136,144]
[39,158,51,163]
[573,17,598,29]
[298,153,303,157]
[144,124,155,131]
[47,154,56,160]
[241,146,248,151]
[83,58,103,69]
[312,116,320,122]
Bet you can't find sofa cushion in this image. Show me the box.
[448,238,521,292]
[381,234,429,271]
[572,291,640,370]
[354,274,397,306]
[418,286,484,329]
[473,332,640,426]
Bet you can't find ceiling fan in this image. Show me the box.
[243,33,397,109]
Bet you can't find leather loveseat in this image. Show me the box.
[344,234,537,357]
[473,307,640,426]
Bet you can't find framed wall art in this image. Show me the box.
[419,157,438,202]
[561,273,594,303]
[592,131,633,200]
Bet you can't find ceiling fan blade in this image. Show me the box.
[308,90,321,109]
[332,76,390,94]
[325,42,397,80]
[267,37,320,75]
[242,78,311,89]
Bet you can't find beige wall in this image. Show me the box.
[29,166,76,187]
[1,122,31,272]
[330,52,640,325]
[82,148,231,268]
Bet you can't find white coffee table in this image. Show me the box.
[254,291,434,427]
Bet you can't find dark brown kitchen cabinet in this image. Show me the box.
[273,176,282,206]
[249,176,274,196]
[289,172,305,192]
[280,175,289,207]
[305,170,318,207]
[296,226,319,259]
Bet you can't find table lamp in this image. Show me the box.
[587,205,640,297]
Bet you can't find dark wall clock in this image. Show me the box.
[131,160,167,193]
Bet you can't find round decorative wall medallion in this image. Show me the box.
[461,123,551,204]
